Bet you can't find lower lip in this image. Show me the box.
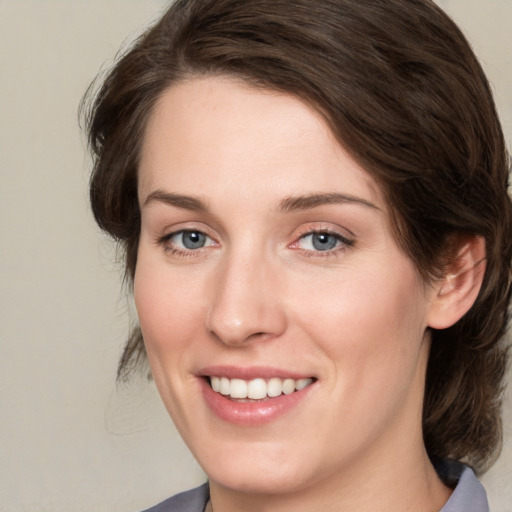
[199,378,315,426]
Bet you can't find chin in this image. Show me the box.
[208,464,313,496]
[194,438,324,495]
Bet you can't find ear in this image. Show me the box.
[427,235,486,330]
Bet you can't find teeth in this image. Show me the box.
[267,377,282,398]
[248,378,267,399]
[282,378,295,395]
[295,378,311,391]
[230,379,248,399]
[209,376,313,399]
[211,376,221,392]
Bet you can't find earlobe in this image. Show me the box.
[427,235,486,330]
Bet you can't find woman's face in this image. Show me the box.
[135,76,437,494]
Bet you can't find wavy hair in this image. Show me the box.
[83,0,512,473]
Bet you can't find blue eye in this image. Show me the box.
[169,230,213,250]
[311,233,338,251]
[298,232,348,252]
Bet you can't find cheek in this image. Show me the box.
[294,261,429,391]
[133,259,201,373]
[134,266,168,350]
[134,254,202,336]
[133,259,206,423]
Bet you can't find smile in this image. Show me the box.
[209,376,314,400]
[199,369,318,425]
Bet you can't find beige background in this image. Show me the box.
[0,1,510,511]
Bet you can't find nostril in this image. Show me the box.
[205,288,288,346]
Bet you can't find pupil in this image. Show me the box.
[312,233,337,251]
[183,231,206,249]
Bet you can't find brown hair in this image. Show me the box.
[83,0,512,473]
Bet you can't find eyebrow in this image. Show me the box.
[142,190,379,213]
[278,193,379,212]
[143,190,207,211]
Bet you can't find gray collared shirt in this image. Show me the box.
[439,466,489,512]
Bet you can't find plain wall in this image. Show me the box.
[0,1,510,511]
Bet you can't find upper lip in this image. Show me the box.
[198,366,316,380]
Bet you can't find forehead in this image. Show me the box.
[138,76,382,207]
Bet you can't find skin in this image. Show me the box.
[135,76,455,511]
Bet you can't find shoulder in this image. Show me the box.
[140,483,209,512]
[437,460,489,512]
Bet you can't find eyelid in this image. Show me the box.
[168,230,215,247]
[291,223,355,242]
[289,224,355,254]
[156,224,219,256]
[155,221,216,242]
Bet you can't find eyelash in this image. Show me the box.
[291,228,355,258]
[157,229,216,257]
[156,227,355,258]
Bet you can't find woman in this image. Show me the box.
[83,0,512,510]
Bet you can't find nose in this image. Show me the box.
[205,249,287,346]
